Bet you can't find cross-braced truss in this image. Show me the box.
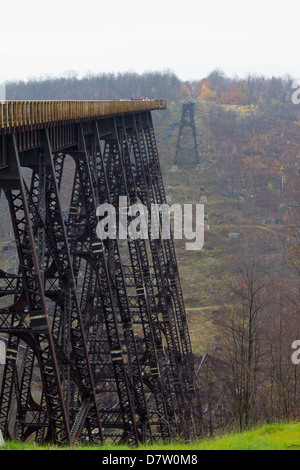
[0,110,203,446]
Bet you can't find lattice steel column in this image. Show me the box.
[113,116,177,439]
[145,112,203,436]
[0,134,71,444]
[174,101,200,166]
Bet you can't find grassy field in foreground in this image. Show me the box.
[2,422,300,450]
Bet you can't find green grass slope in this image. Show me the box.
[2,422,300,450]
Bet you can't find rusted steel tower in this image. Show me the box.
[174,101,200,166]
[0,100,203,446]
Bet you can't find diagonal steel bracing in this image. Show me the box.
[0,109,203,445]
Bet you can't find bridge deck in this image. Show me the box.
[0,99,167,131]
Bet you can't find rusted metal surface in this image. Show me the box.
[0,99,167,131]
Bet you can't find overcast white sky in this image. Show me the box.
[1,0,300,83]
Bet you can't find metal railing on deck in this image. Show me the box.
[0,99,167,129]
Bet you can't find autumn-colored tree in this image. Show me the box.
[198,86,216,102]
[195,78,216,102]
[220,83,242,105]
[194,78,210,98]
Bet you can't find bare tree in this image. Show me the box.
[216,254,270,430]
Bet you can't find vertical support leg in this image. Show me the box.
[2,134,71,444]
[41,129,103,443]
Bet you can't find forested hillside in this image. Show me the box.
[153,71,300,436]
[2,69,300,437]
[5,70,188,102]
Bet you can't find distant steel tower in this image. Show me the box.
[174,101,199,166]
